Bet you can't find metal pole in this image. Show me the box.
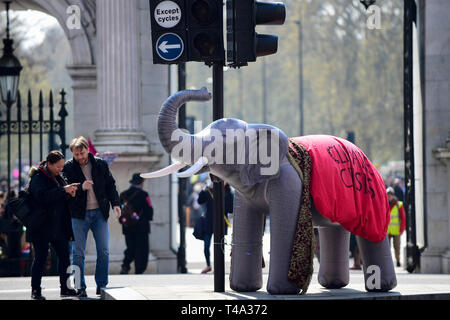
[6,91,11,194]
[213,62,225,292]
[298,19,304,136]
[17,92,22,189]
[177,63,187,274]
[404,0,420,273]
[262,59,267,123]
[58,89,68,156]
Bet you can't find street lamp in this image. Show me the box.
[360,0,376,10]
[0,0,22,105]
[0,0,22,194]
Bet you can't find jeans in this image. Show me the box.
[31,237,70,291]
[71,209,109,290]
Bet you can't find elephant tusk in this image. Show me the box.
[140,161,187,178]
[176,157,208,178]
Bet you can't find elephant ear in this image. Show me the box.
[239,124,289,186]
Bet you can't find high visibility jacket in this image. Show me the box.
[388,201,406,236]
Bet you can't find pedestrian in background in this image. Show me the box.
[197,179,214,274]
[63,136,121,297]
[224,183,233,235]
[187,183,203,228]
[387,187,406,267]
[27,151,79,300]
[119,173,153,275]
[3,190,23,277]
[393,178,404,203]
[349,233,362,270]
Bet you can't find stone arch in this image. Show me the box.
[11,0,98,140]
[13,0,96,65]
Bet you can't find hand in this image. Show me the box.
[113,206,121,219]
[82,180,94,191]
[64,184,78,196]
[70,183,79,197]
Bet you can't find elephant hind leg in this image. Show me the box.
[318,226,350,289]
[356,235,397,292]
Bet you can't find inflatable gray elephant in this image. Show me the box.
[142,88,397,295]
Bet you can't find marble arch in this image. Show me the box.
[12,0,96,65]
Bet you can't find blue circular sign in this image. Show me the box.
[156,33,184,61]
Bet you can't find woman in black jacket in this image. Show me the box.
[27,151,79,300]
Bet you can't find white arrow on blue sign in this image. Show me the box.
[156,33,184,61]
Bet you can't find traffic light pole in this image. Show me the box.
[177,63,188,274]
[212,62,225,292]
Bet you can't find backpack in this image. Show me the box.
[4,190,32,228]
[119,190,142,228]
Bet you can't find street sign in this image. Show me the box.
[154,1,182,29]
[156,33,184,61]
[150,0,187,64]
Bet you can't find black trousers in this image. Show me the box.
[7,229,22,277]
[31,237,71,290]
[122,232,149,274]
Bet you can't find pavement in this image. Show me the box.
[0,220,449,301]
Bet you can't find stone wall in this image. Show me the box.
[420,0,450,273]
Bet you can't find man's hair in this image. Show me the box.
[69,136,89,151]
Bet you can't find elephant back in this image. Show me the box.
[289,135,390,243]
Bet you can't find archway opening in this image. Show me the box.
[0,8,74,192]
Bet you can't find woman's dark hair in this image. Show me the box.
[44,150,65,165]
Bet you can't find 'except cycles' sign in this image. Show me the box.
[154,1,182,29]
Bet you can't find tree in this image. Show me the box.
[186,0,404,165]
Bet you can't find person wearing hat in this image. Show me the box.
[119,173,154,274]
[386,186,406,267]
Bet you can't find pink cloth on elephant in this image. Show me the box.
[290,135,390,243]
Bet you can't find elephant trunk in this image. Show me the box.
[158,87,211,163]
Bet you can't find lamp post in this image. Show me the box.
[291,19,303,136]
[0,0,22,193]
[359,0,420,272]
[360,0,376,9]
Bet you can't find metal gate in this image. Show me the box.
[0,89,68,193]
[0,89,68,277]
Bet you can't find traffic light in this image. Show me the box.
[186,0,225,65]
[227,0,286,68]
[150,0,188,64]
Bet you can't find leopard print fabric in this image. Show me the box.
[286,138,315,295]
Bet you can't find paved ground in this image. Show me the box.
[0,220,449,300]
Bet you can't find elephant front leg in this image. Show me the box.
[356,235,397,292]
[317,225,350,289]
[229,192,265,292]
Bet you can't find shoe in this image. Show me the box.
[31,288,46,300]
[350,265,362,270]
[201,266,212,274]
[96,287,103,295]
[397,261,401,267]
[76,289,87,297]
[120,265,130,274]
[60,287,78,297]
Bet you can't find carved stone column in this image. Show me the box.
[94,0,149,153]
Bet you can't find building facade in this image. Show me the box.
[8,0,450,275]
